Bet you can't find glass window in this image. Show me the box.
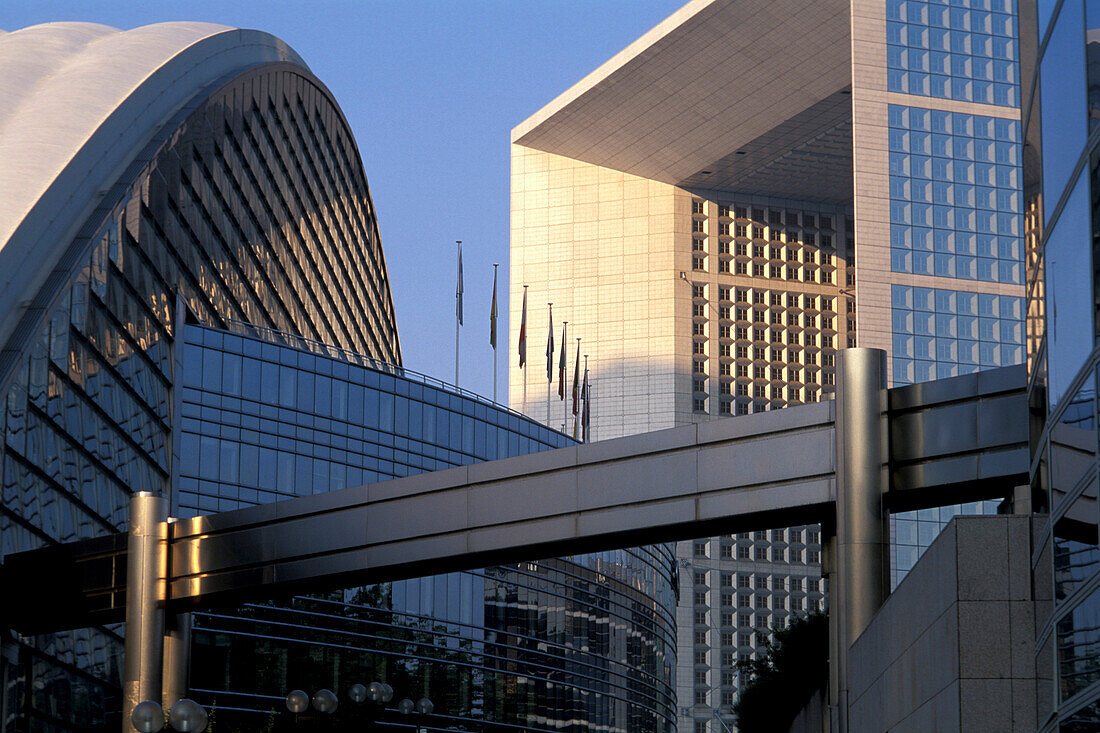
[1054,483,1099,601]
[1046,171,1092,408]
[1058,585,1100,700]
[1040,0,1088,214]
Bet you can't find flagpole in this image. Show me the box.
[522,285,528,408]
[492,263,499,404]
[455,240,462,386]
[546,302,553,429]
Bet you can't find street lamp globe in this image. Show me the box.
[416,697,434,716]
[349,683,368,704]
[130,701,165,733]
[380,683,394,703]
[368,681,385,703]
[397,698,415,715]
[285,689,309,714]
[312,688,339,714]
[168,699,208,732]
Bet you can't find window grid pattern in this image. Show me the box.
[886,0,1020,107]
[890,500,1001,587]
[691,199,851,418]
[0,65,403,732]
[888,105,1023,285]
[891,284,1024,385]
[685,534,825,727]
[181,323,679,731]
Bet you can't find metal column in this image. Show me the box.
[122,491,168,732]
[832,348,889,731]
[162,611,192,711]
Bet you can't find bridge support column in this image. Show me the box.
[832,348,889,732]
[122,491,168,732]
[162,611,192,711]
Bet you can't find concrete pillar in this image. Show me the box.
[832,348,889,732]
[162,611,192,711]
[122,491,168,732]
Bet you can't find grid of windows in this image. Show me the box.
[891,284,1024,384]
[682,534,826,731]
[888,105,1023,285]
[182,323,679,730]
[890,500,1001,586]
[690,199,851,418]
[886,0,1019,107]
[0,65,402,732]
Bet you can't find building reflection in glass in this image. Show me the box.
[179,322,678,731]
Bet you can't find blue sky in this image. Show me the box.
[0,0,685,403]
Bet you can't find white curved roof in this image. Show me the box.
[0,21,308,351]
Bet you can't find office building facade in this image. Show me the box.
[1021,0,1100,726]
[0,22,676,733]
[178,320,677,731]
[509,0,1025,729]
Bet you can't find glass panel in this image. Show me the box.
[1047,170,1093,408]
[1040,0,1087,216]
[1051,373,1098,512]
[1054,481,1100,600]
[1059,585,1100,700]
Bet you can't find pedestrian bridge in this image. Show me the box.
[0,350,1028,733]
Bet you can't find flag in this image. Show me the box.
[545,305,554,382]
[557,323,567,399]
[581,368,590,442]
[455,243,464,326]
[490,268,498,349]
[518,287,527,368]
[571,343,580,415]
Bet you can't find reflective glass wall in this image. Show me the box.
[0,62,400,732]
[179,322,678,731]
[1024,0,1100,726]
[883,0,1026,588]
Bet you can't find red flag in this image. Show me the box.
[518,287,527,368]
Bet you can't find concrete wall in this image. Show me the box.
[847,515,1036,731]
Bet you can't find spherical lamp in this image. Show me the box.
[168,699,208,732]
[416,697,434,716]
[380,683,394,703]
[349,683,368,704]
[312,688,339,714]
[285,689,309,714]
[130,701,165,733]
[397,698,415,715]
[368,681,385,703]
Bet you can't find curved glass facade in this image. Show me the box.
[178,322,677,731]
[0,51,675,733]
[0,62,399,731]
[1024,0,1100,726]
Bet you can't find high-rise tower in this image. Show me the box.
[509,1,1024,729]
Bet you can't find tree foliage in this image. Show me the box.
[732,612,828,733]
